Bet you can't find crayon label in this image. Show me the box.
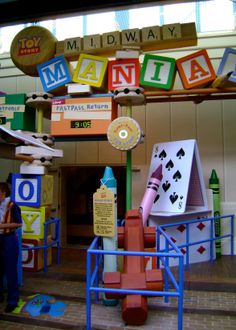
[93,185,115,237]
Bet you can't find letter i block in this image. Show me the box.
[140,54,176,90]
[108,59,140,91]
[11,173,54,207]
[37,55,72,92]
[217,48,236,83]
[176,49,216,89]
[20,206,51,239]
[72,53,108,88]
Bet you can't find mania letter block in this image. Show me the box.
[20,205,51,239]
[108,59,140,91]
[140,54,176,90]
[176,49,216,89]
[217,47,236,84]
[11,173,54,207]
[37,55,72,92]
[73,53,108,88]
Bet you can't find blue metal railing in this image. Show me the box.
[86,214,235,330]
[157,214,235,270]
[86,226,184,330]
[22,217,61,272]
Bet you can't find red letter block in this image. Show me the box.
[108,59,140,91]
[176,49,216,89]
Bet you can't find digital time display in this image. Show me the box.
[71,120,92,129]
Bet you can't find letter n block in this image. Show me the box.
[73,54,108,88]
[20,206,51,239]
[217,47,236,83]
[140,54,176,90]
[108,59,140,91]
[176,49,216,89]
[11,173,54,207]
[37,55,72,92]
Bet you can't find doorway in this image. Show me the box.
[59,165,126,246]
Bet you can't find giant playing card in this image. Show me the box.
[148,139,208,215]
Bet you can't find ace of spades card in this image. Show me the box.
[149,139,208,215]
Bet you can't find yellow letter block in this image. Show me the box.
[73,53,108,87]
[20,206,51,239]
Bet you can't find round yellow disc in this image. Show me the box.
[10,26,57,77]
[107,117,142,151]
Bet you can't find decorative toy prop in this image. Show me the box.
[104,209,163,326]
[10,26,57,77]
[139,164,163,226]
[113,86,145,105]
[26,92,53,132]
[107,116,144,151]
[23,294,67,317]
[209,169,221,257]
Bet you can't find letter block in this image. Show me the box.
[176,49,216,89]
[217,47,236,83]
[140,54,176,90]
[11,173,54,207]
[22,238,52,271]
[73,53,108,88]
[108,59,140,91]
[20,205,51,239]
[37,55,72,92]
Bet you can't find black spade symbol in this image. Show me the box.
[162,181,171,192]
[169,192,178,204]
[154,194,160,203]
[159,149,167,160]
[173,170,182,182]
[165,159,174,171]
[176,148,185,159]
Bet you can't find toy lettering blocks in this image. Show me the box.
[73,53,108,88]
[11,173,54,207]
[20,205,52,239]
[217,47,236,84]
[176,49,216,89]
[140,54,176,90]
[22,238,52,271]
[51,95,117,136]
[37,55,72,93]
[0,93,35,131]
[108,59,140,91]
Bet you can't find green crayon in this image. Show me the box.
[209,169,221,257]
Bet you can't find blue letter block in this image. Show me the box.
[37,55,71,92]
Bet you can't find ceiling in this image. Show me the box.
[0,0,204,27]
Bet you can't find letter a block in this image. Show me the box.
[108,59,140,91]
[176,49,216,89]
[73,54,108,88]
[37,55,72,92]
[217,47,236,84]
[20,206,51,239]
[140,54,176,90]
[11,173,54,207]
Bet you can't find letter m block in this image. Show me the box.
[176,49,216,89]
[140,54,176,90]
[37,55,71,92]
[108,59,140,91]
[11,173,54,207]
